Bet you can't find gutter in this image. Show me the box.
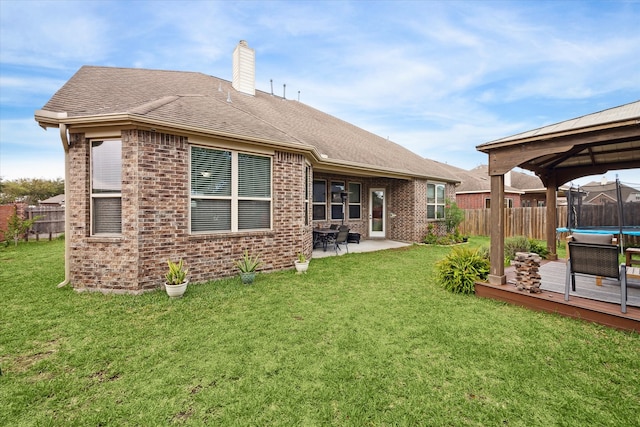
[36,110,460,184]
[36,110,71,288]
[58,122,70,288]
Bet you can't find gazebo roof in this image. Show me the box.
[476,100,640,186]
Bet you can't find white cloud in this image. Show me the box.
[0,1,112,69]
[0,119,63,180]
[1,0,639,182]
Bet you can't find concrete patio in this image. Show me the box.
[312,239,411,259]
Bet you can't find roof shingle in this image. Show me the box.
[41,66,458,182]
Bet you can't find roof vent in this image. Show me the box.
[232,40,255,96]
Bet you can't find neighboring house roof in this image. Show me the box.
[39,194,65,205]
[579,180,639,204]
[36,65,458,183]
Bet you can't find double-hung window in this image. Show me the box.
[91,140,122,235]
[190,146,271,232]
[427,183,445,220]
[330,181,345,220]
[348,182,361,219]
[304,166,311,225]
[312,180,326,221]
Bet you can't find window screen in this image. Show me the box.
[91,140,122,234]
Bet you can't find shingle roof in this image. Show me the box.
[579,180,639,204]
[469,165,543,192]
[480,101,640,145]
[40,66,458,182]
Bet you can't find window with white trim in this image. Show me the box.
[348,182,361,219]
[427,183,445,219]
[190,146,271,232]
[331,181,345,220]
[312,179,326,221]
[91,140,122,235]
[304,166,310,226]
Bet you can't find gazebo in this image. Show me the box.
[476,100,640,285]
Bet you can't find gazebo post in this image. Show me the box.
[545,176,558,261]
[489,174,506,285]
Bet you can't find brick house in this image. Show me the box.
[578,179,640,205]
[35,41,458,294]
[450,164,560,209]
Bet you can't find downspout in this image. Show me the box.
[57,123,71,288]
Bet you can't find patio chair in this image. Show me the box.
[565,234,628,313]
[329,225,350,254]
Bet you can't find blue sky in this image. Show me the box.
[1,0,639,187]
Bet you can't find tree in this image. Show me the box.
[0,178,64,205]
[444,199,464,234]
[3,205,41,246]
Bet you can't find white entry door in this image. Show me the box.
[369,188,385,238]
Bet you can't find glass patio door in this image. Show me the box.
[369,188,385,238]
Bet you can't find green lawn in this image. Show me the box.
[1,238,638,426]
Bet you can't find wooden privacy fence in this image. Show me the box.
[26,206,65,239]
[460,206,568,240]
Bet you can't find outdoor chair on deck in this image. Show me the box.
[565,233,628,313]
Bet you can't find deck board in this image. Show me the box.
[475,260,640,333]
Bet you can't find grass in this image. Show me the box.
[1,238,639,426]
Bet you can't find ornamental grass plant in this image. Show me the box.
[436,246,490,294]
[1,238,639,426]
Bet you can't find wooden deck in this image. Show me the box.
[476,260,640,333]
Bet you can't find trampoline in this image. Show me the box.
[557,178,640,250]
[556,227,640,237]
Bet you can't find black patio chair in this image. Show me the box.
[331,225,350,254]
[565,238,628,313]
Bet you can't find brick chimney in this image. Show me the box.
[232,40,255,96]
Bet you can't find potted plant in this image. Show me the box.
[294,252,310,273]
[234,250,262,284]
[164,259,188,298]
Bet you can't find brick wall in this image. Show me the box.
[311,175,456,243]
[65,127,457,293]
[457,192,523,209]
[456,193,486,209]
[0,203,27,239]
[387,178,419,242]
[66,130,309,294]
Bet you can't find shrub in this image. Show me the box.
[476,245,490,261]
[436,247,490,295]
[527,238,549,258]
[4,206,41,246]
[504,236,531,261]
[423,222,466,246]
[423,224,438,244]
[504,236,549,263]
[444,199,464,234]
